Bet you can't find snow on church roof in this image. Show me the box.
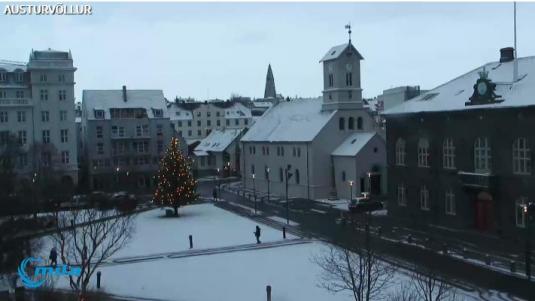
[241,98,335,143]
[320,43,363,62]
[383,56,535,115]
[331,132,378,157]
[194,128,243,155]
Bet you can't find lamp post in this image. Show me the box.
[217,168,221,201]
[524,202,534,280]
[285,165,293,225]
[266,167,270,204]
[252,173,256,215]
[349,180,353,201]
[226,161,230,177]
[115,167,120,186]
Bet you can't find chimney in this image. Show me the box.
[499,47,515,63]
[122,85,127,102]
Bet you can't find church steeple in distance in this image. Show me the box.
[264,64,277,99]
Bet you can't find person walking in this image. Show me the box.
[254,225,261,244]
[212,187,218,201]
[49,247,57,267]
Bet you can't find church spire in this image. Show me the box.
[264,64,276,99]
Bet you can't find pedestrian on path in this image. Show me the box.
[49,247,57,267]
[254,225,261,244]
[213,187,218,201]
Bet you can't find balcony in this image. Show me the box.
[458,171,497,189]
[0,98,32,107]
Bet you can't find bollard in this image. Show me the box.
[407,234,413,244]
[510,260,516,273]
[266,285,272,301]
[283,227,286,239]
[96,271,101,289]
[462,247,468,259]
[442,243,448,255]
[485,254,491,266]
[189,235,193,249]
[377,226,382,236]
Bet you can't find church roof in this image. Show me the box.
[331,132,380,157]
[383,56,535,115]
[320,43,364,62]
[241,98,335,142]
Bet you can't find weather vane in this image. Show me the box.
[345,23,352,43]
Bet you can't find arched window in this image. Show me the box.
[348,117,354,130]
[420,186,429,211]
[357,117,363,130]
[395,138,406,166]
[295,169,300,184]
[443,138,455,169]
[417,138,430,167]
[474,137,491,173]
[513,137,531,175]
[339,117,345,130]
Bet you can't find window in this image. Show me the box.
[216,111,220,117]
[445,189,456,215]
[395,138,406,166]
[348,91,352,99]
[280,146,284,156]
[58,74,65,82]
[197,130,202,136]
[60,110,67,121]
[292,147,296,157]
[17,111,26,122]
[61,151,70,164]
[295,169,300,184]
[443,138,456,169]
[207,111,211,117]
[474,137,491,173]
[40,89,48,101]
[348,117,354,130]
[96,126,103,138]
[346,72,353,86]
[157,140,164,153]
[177,121,183,127]
[188,120,192,127]
[279,168,283,182]
[216,120,221,127]
[339,117,345,130]
[42,130,50,144]
[58,90,66,101]
[417,138,430,167]
[156,124,163,136]
[245,119,249,125]
[18,153,27,168]
[226,119,230,126]
[188,130,192,137]
[40,74,47,82]
[152,109,163,118]
[206,129,211,135]
[0,112,7,123]
[94,110,105,119]
[18,130,27,145]
[0,131,8,145]
[197,120,201,127]
[16,90,24,99]
[15,72,24,82]
[251,164,255,175]
[513,137,531,175]
[420,186,430,211]
[41,111,49,122]
[97,143,104,154]
[328,74,334,87]
[235,119,239,125]
[357,117,363,130]
[207,120,211,126]
[397,184,407,206]
[0,90,6,98]
[266,146,270,155]
[41,152,51,167]
[0,72,6,81]
[297,147,301,157]
[516,198,527,228]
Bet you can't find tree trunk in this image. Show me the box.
[174,206,178,216]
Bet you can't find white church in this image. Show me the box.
[240,30,386,201]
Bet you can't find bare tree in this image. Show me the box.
[313,214,394,301]
[410,268,457,301]
[387,282,418,301]
[52,209,135,299]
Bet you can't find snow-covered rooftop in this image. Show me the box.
[0,60,26,72]
[194,128,243,154]
[168,105,193,121]
[331,132,377,156]
[224,102,252,119]
[320,43,363,62]
[383,56,535,115]
[241,98,335,142]
[82,89,168,120]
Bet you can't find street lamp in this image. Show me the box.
[285,165,293,225]
[226,161,231,177]
[217,168,221,201]
[116,167,120,185]
[349,180,354,201]
[265,167,270,204]
[252,173,256,215]
[523,201,535,280]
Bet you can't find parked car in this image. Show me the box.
[111,192,138,212]
[348,195,383,214]
[88,191,111,208]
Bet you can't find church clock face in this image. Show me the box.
[477,82,488,96]
[345,64,352,72]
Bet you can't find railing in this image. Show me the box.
[0,98,31,106]
[458,171,495,189]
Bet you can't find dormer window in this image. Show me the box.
[15,72,24,82]
[152,108,163,118]
[94,109,105,119]
[0,72,6,82]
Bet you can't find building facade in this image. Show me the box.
[81,86,173,192]
[384,49,535,238]
[0,49,78,188]
[241,36,385,201]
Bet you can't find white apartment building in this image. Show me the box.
[81,86,173,192]
[0,49,78,188]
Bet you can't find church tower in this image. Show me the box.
[320,25,364,111]
[264,64,277,99]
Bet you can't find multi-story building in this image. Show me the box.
[167,100,252,146]
[81,86,172,191]
[376,86,424,112]
[0,49,78,188]
[383,48,535,238]
[240,35,386,201]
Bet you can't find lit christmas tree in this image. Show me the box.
[153,137,197,216]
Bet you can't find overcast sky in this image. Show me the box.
[3,2,535,101]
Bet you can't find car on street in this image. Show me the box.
[348,195,383,214]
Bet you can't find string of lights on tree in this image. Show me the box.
[153,138,197,212]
